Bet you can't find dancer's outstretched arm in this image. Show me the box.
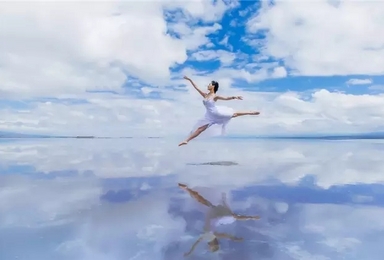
[232,213,260,220]
[184,236,203,257]
[214,232,243,241]
[184,76,206,98]
[214,95,243,101]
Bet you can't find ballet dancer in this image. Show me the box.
[179,76,260,146]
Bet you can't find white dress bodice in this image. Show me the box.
[188,95,234,137]
[203,97,218,115]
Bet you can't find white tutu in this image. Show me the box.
[189,97,234,137]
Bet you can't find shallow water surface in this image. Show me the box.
[0,138,383,260]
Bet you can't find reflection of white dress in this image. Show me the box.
[205,204,236,231]
[190,96,234,137]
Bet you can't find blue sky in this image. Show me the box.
[1,0,384,136]
[124,0,383,101]
[166,0,384,95]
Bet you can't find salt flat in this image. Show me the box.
[0,138,383,260]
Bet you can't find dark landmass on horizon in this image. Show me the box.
[0,131,159,139]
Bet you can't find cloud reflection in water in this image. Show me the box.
[0,138,383,260]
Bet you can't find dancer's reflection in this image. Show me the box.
[179,183,260,256]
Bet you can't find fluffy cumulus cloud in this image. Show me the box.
[3,85,384,137]
[247,0,384,76]
[0,0,240,97]
[1,0,384,136]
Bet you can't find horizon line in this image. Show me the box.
[2,132,384,140]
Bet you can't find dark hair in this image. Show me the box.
[212,81,219,93]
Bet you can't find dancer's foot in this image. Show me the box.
[178,183,188,189]
[178,141,188,146]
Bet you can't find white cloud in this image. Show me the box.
[1,137,384,189]
[166,0,239,23]
[247,0,384,76]
[0,174,187,260]
[302,204,384,250]
[190,49,236,65]
[271,66,288,78]
[1,0,384,137]
[167,22,223,51]
[369,84,384,92]
[0,176,102,228]
[219,35,229,46]
[0,1,236,97]
[2,85,384,137]
[346,78,373,85]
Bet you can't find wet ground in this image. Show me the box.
[0,138,383,260]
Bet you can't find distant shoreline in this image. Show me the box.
[0,136,138,139]
[1,135,384,140]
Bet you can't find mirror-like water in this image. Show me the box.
[1,138,383,260]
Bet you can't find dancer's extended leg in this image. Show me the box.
[232,111,260,118]
[178,124,209,146]
[178,183,214,207]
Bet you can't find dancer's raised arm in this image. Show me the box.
[214,95,243,101]
[184,76,206,98]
